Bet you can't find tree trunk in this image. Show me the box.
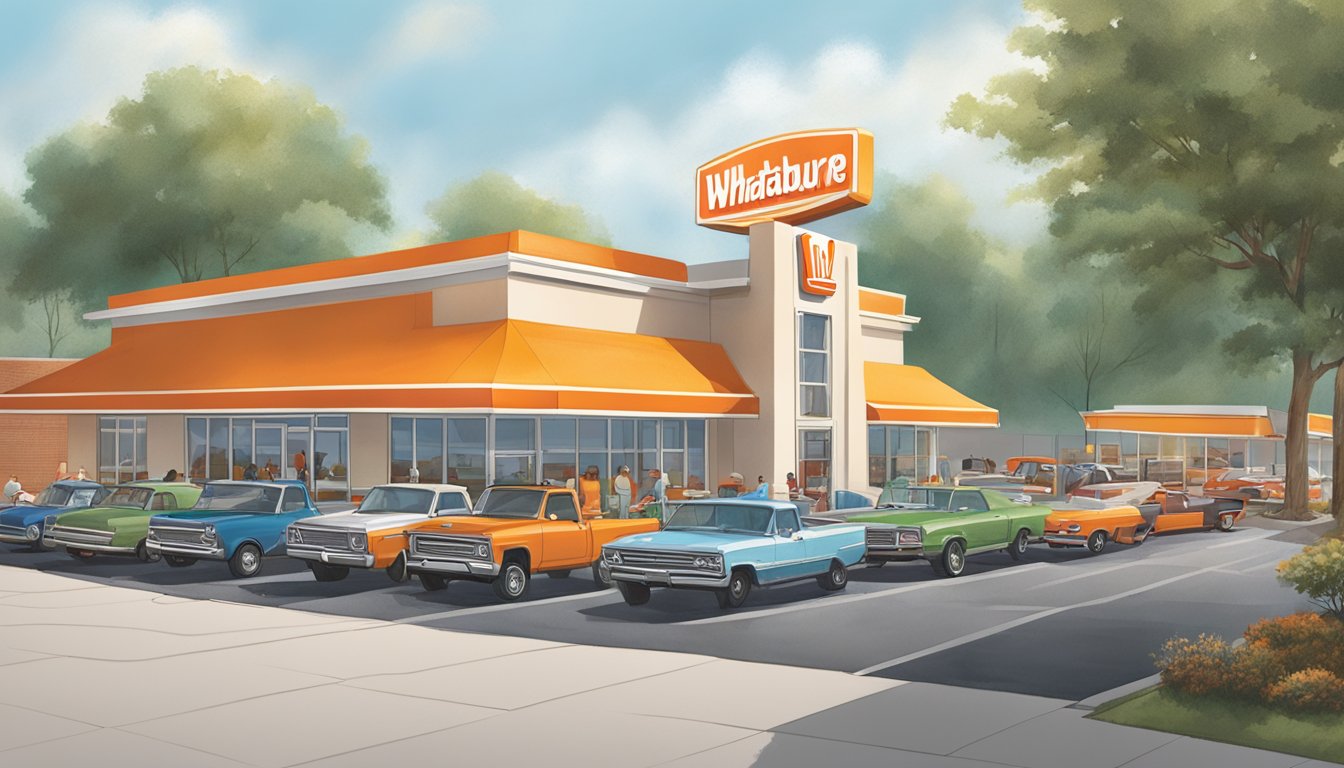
[1283,350,1315,516]
[1333,370,1344,520]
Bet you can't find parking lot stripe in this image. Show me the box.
[853,552,1264,676]
[670,563,1051,627]
[394,588,617,625]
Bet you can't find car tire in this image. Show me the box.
[616,581,650,606]
[309,562,349,582]
[1216,515,1236,532]
[930,540,966,578]
[386,552,409,583]
[817,560,848,591]
[492,560,530,601]
[547,570,572,579]
[715,569,752,609]
[227,543,263,579]
[135,540,160,563]
[1006,529,1030,561]
[29,538,48,553]
[418,573,448,591]
[67,548,94,561]
[1086,530,1107,555]
[164,555,196,568]
[591,559,612,589]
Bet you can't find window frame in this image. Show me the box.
[797,312,832,419]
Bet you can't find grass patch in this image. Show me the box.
[1091,686,1344,763]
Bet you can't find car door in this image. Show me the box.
[264,486,309,554]
[769,507,811,583]
[540,492,589,569]
[951,490,1004,548]
[1153,492,1204,533]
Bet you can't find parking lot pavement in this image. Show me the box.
[0,564,1327,768]
[0,518,1323,704]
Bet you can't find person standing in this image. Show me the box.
[294,450,308,482]
[3,475,20,502]
[786,472,800,497]
[651,468,667,503]
[612,465,633,519]
[578,465,603,517]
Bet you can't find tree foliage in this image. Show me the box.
[425,171,610,245]
[14,66,391,312]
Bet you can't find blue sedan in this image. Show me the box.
[602,498,866,609]
[0,480,109,551]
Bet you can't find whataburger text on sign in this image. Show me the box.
[696,128,874,233]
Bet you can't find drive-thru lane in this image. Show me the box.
[0,518,1318,701]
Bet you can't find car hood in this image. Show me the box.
[0,504,65,527]
[413,516,538,536]
[606,529,768,553]
[49,505,142,530]
[847,509,952,527]
[292,511,430,533]
[151,510,285,528]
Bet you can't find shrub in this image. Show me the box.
[1154,634,1234,696]
[1244,612,1344,677]
[1225,643,1287,699]
[1277,539,1344,619]
[1265,668,1344,713]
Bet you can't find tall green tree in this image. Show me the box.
[425,171,610,245]
[948,0,1344,512]
[15,66,391,313]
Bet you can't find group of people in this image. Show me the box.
[575,465,666,519]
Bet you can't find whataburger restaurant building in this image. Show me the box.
[0,128,999,506]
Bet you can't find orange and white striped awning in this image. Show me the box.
[865,363,998,428]
[1082,406,1280,438]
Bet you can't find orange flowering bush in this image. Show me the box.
[1154,634,1234,696]
[1265,668,1344,713]
[1224,643,1286,699]
[1244,612,1344,677]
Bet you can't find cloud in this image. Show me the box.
[507,16,1048,264]
[374,2,492,72]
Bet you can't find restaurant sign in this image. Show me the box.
[696,128,873,233]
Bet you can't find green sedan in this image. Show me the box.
[843,485,1052,577]
[45,482,203,562]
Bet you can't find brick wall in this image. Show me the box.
[0,358,78,496]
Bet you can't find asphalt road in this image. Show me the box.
[0,516,1323,702]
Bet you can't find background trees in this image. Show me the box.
[425,171,610,245]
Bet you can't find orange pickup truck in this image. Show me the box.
[405,484,661,601]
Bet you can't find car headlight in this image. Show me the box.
[1067,524,1081,533]
[349,533,366,550]
[286,527,301,544]
[475,543,489,559]
[604,549,622,564]
[898,530,921,545]
[202,525,217,542]
[147,527,159,540]
[44,515,56,528]
[25,524,40,541]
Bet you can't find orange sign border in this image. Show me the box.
[695,128,874,233]
[798,233,837,297]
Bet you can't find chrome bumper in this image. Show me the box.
[406,557,500,577]
[0,533,36,544]
[286,544,375,568]
[1043,533,1086,546]
[864,544,925,560]
[608,565,730,588]
[145,539,226,559]
[46,527,129,554]
[51,540,136,555]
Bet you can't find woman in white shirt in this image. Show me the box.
[612,465,633,519]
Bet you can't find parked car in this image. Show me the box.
[1202,468,1323,501]
[286,483,472,582]
[45,482,203,561]
[603,498,865,610]
[826,484,1052,577]
[405,484,659,601]
[0,480,110,551]
[955,455,1057,495]
[145,480,331,578]
[1044,482,1246,553]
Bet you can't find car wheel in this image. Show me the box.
[591,558,612,589]
[29,537,48,553]
[547,569,572,579]
[227,543,263,579]
[418,573,448,591]
[1216,514,1236,532]
[817,560,848,591]
[135,540,160,563]
[1006,529,1030,561]
[492,560,530,601]
[386,552,409,583]
[164,555,196,568]
[616,581,650,606]
[67,548,94,561]
[931,540,966,578]
[715,569,752,609]
[309,562,349,582]
[1086,530,1107,555]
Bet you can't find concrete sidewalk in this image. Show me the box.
[0,565,1333,768]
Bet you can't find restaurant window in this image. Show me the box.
[415,418,445,484]
[798,428,832,507]
[867,425,936,487]
[541,418,577,486]
[99,416,148,485]
[390,417,415,483]
[494,417,537,485]
[313,428,349,502]
[686,420,706,491]
[798,312,830,418]
[447,418,487,497]
[187,417,231,482]
[867,426,886,487]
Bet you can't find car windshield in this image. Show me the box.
[664,503,774,535]
[192,484,281,513]
[358,487,434,515]
[96,486,153,509]
[34,485,74,506]
[877,487,953,510]
[473,488,544,519]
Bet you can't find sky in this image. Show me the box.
[0,0,1043,265]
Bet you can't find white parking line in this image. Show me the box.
[201,572,314,586]
[671,563,1051,627]
[395,587,617,625]
[1208,529,1278,548]
[854,552,1264,676]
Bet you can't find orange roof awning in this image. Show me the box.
[1309,413,1333,439]
[865,363,998,428]
[1082,406,1278,438]
[0,295,757,416]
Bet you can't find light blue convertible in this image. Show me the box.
[602,498,865,610]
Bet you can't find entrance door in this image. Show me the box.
[254,424,285,481]
[287,426,310,486]
[493,454,536,485]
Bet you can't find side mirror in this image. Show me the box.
[956,506,969,512]
[548,513,558,521]
[427,509,438,518]
[791,533,803,542]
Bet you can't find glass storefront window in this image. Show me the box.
[799,428,832,508]
[415,418,444,484]
[798,313,830,418]
[102,416,148,484]
[686,420,706,490]
[207,418,229,480]
[447,418,487,497]
[231,420,253,479]
[186,417,207,482]
[390,417,413,483]
[496,418,536,452]
[313,430,349,501]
